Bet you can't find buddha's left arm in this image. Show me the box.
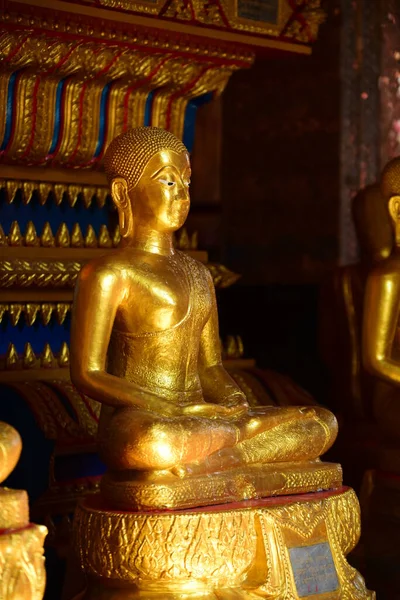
[198,270,248,406]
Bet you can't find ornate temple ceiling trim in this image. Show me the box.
[4,0,321,52]
[62,0,293,36]
[0,27,242,167]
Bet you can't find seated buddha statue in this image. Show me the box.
[70,127,338,510]
[364,157,400,446]
[319,183,393,421]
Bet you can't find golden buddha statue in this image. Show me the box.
[360,158,400,599]
[70,128,372,600]
[363,157,400,443]
[70,127,338,509]
[320,183,393,421]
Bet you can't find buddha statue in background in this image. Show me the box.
[70,127,338,510]
[360,159,400,600]
[364,157,400,444]
[319,183,393,421]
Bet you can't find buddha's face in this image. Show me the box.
[131,150,191,232]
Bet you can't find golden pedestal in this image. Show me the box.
[73,486,374,600]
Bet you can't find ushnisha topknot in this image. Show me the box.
[381,156,400,200]
[104,127,188,189]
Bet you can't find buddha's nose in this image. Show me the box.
[176,188,190,203]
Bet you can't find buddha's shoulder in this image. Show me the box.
[369,255,400,280]
[176,251,210,274]
[79,249,212,284]
[78,249,144,282]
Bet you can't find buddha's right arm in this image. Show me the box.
[70,262,177,416]
[363,268,400,385]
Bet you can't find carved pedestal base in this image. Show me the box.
[73,487,374,599]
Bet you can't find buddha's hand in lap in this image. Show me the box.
[121,392,248,419]
[180,398,248,419]
[222,394,249,410]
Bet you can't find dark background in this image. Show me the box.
[189,1,341,404]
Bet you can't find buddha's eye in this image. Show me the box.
[158,178,176,187]
[184,180,191,188]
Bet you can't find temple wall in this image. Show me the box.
[221,1,341,286]
[217,2,341,399]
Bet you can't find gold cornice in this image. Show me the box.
[6,0,311,55]
[0,27,242,165]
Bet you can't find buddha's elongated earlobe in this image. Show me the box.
[388,196,400,246]
[111,177,134,239]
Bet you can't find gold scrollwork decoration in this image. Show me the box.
[74,501,258,585]
[0,260,81,288]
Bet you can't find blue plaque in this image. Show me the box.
[289,542,339,597]
[237,0,279,24]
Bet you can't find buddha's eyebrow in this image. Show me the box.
[152,164,189,178]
